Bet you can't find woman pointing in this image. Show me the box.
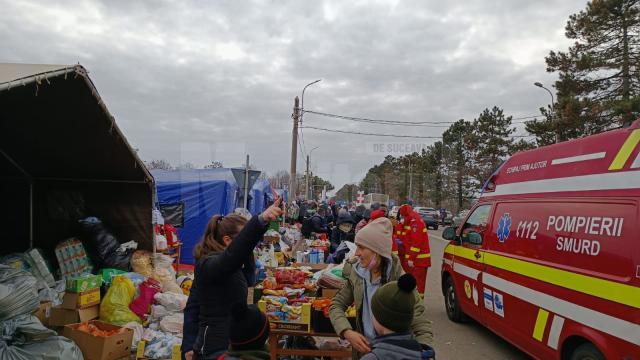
[186,199,283,359]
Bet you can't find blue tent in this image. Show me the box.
[274,188,288,203]
[249,179,273,216]
[152,169,238,265]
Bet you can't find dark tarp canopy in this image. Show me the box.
[0,63,154,260]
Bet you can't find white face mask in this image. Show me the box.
[339,223,353,233]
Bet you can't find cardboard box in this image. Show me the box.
[62,289,101,309]
[258,300,311,332]
[66,274,102,293]
[60,289,100,310]
[32,301,53,326]
[63,320,133,360]
[49,305,99,327]
[319,288,339,299]
[293,262,328,272]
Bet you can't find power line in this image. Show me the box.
[300,125,535,139]
[305,112,450,127]
[299,128,307,157]
[301,126,442,139]
[303,109,541,126]
[298,129,307,165]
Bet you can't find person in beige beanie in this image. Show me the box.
[329,217,433,359]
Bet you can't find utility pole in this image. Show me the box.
[408,161,413,201]
[289,96,300,204]
[305,155,310,200]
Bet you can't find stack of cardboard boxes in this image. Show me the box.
[34,273,135,360]
[49,274,102,327]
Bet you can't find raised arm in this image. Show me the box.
[201,199,283,278]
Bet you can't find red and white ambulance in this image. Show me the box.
[441,120,640,359]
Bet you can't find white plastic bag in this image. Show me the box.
[142,328,182,359]
[149,304,170,322]
[345,241,357,262]
[256,244,278,268]
[153,254,182,294]
[159,313,184,334]
[154,292,188,312]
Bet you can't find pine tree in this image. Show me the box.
[424,142,445,207]
[470,107,516,184]
[443,120,476,211]
[336,184,359,202]
[529,0,640,142]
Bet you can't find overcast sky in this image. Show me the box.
[1,0,588,190]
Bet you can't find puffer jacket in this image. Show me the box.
[360,333,436,360]
[329,255,434,359]
[329,212,355,253]
[192,216,268,357]
[301,214,327,237]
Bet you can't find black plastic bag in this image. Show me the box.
[79,217,132,271]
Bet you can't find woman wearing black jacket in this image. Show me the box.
[184,199,282,359]
[329,210,355,253]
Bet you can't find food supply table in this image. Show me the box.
[268,329,351,360]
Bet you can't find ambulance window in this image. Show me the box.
[462,205,491,232]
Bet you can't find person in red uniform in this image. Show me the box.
[392,220,409,273]
[398,204,431,295]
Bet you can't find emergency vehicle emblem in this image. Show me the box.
[497,213,512,243]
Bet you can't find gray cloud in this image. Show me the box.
[1,0,586,189]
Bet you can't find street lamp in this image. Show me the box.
[306,146,320,199]
[301,79,322,123]
[534,82,559,143]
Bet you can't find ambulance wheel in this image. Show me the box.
[444,276,467,322]
[570,343,605,360]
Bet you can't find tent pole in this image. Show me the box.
[29,182,34,248]
[35,177,148,184]
[244,155,250,210]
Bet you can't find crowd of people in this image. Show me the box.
[181,197,436,359]
[292,199,433,296]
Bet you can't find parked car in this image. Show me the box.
[415,207,440,220]
[420,213,439,230]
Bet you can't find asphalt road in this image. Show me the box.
[424,228,531,360]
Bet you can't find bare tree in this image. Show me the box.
[146,159,173,170]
